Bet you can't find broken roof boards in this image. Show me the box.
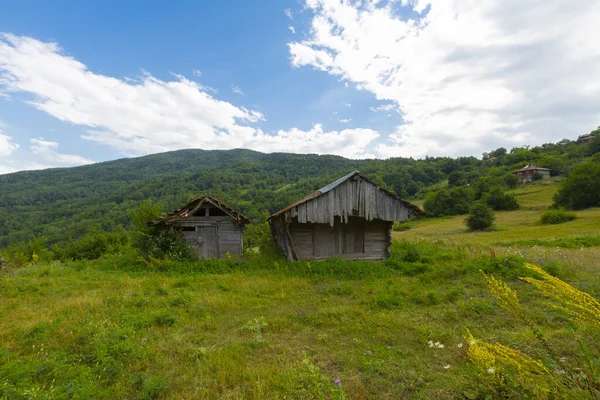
[269,171,423,261]
[148,196,251,259]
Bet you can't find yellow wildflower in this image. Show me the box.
[520,263,600,325]
[482,271,521,315]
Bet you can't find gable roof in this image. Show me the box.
[147,195,251,226]
[513,164,551,173]
[269,171,424,219]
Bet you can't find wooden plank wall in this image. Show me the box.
[174,216,244,258]
[282,217,391,261]
[281,176,411,226]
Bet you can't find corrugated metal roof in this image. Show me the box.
[269,171,424,219]
[316,171,360,194]
[146,195,252,226]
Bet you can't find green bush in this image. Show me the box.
[540,208,577,225]
[1,235,52,268]
[464,202,495,231]
[484,187,519,211]
[129,200,192,261]
[423,186,475,216]
[553,162,600,209]
[53,227,130,261]
[392,221,412,231]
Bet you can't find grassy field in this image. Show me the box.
[1,181,599,399]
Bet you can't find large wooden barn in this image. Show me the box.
[269,171,423,261]
[147,196,251,259]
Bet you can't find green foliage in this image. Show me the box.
[553,162,600,209]
[53,227,130,260]
[465,203,495,231]
[484,187,519,211]
[504,173,519,188]
[423,186,475,216]
[392,221,412,232]
[585,135,600,156]
[129,200,192,261]
[243,211,283,258]
[1,235,52,268]
[540,208,577,225]
[0,132,593,251]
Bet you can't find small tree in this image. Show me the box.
[465,202,495,231]
[129,200,192,261]
[484,187,519,211]
[553,162,600,209]
[504,173,519,189]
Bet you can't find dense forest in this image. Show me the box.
[1,129,599,249]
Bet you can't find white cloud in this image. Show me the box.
[262,124,378,158]
[344,103,351,107]
[231,85,244,95]
[0,129,19,156]
[370,104,395,112]
[339,118,352,123]
[285,8,293,20]
[289,0,600,158]
[192,69,202,77]
[0,33,378,159]
[288,26,296,34]
[30,137,94,165]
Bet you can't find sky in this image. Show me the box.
[1,0,599,174]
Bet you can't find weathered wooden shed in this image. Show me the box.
[147,196,251,259]
[269,171,423,261]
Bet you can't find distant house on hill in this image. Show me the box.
[268,171,424,261]
[147,196,251,259]
[578,135,597,145]
[512,164,551,183]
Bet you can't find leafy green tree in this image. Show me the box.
[424,187,475,216]
[503,173,519,189]
[447,171,467,187]
[484,187,519,211]
[586,136,600,155]
[129,200,192,261]
[553,162,600,209]
[465,202,495,231]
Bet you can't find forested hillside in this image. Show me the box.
[1,130,599,248]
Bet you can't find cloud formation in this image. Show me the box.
[289,0,600,157]
[30,137,94,165]
[0,33,377,160]
[0,129,18,156]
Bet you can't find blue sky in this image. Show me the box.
[0,0,599,173]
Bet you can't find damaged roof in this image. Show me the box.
[269,171,424,219]
[146,195,252,226]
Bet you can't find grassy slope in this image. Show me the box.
[1,181,599,399]
[400,181,600,246]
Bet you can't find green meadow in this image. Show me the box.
[1,181,599,399]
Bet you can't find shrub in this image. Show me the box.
[540,208,576,225]
[484,187,519,211]
[53,227,130,261]
[553,162,600,209]
[129,200,192,261]
[504,173,519,189]
[465,203,495,231]
[1,235,52,268]
[392,221,412,232]
[423,187,475,216]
